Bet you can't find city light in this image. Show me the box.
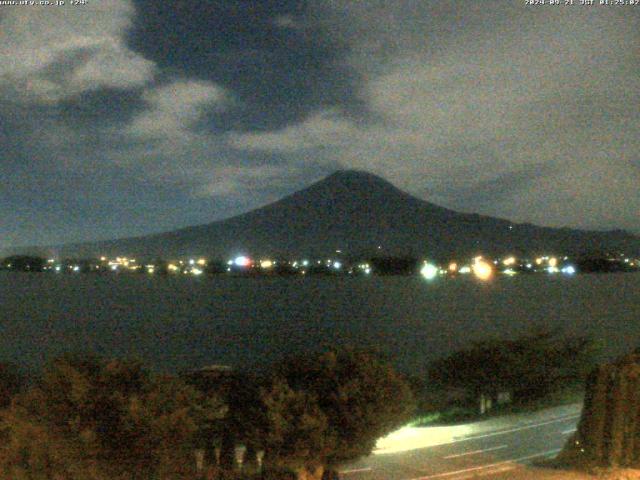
[503,256,516,266]
[260,260,273,269]
[191,268,203,275]
[448,262,458,273]
[549,257,558,268]
[197,258,207,266]
[234,256,251,267]
[420,263,438,280]
[472,259,493,281]
[333,261,342,270]
[561,265,576,275]
[459,266,471,274]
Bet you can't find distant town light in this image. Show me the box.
[260,260,273,269]
[420,263,438,281]
[191,268,203,275]
[472,259,493,281]
[302,260,309,266]
[503,256,516,266]
[197,258,206,266]
[333,261,342,270]
[189,259,195,265]
[448,262,458,273]
[548,257,558,268]
[234,256,251,267]
[547,266,559,274]
[459,266,471,274]
[561,265,576,275]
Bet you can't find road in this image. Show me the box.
[338,403,582,480]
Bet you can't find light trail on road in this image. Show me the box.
[338,403,582,480]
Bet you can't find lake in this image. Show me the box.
[1,272,638,374]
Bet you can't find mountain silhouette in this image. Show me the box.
[17,170,640,259]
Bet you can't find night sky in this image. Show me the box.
[1,0,638,249]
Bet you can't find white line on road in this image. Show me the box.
[455,464,517,480]
[443,444,508,459]
[339,467,373,475]
[408,448,562,480]
[562,428,577,435]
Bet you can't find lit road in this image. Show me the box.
[338,404,582,480]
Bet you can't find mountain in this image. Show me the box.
[11,170,640,260]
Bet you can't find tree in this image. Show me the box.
[259,378,330,480]
[0,354,207,480]
[256,348,415,479]
[427,330,597,406]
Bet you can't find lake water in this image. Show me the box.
[1,272,638,374]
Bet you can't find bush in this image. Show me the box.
[0,354,207,480]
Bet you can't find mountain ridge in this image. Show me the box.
[5,170,640,259]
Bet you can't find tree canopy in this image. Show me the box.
[427,330,597,403]
[0,354,215,480]
[254,348,415,479]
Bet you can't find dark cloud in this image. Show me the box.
[127,0,361,131]
[0,0,638,250]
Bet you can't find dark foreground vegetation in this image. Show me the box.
[0,332,599,479]
[0,349,415,480]
[411,331,598,424]
[560,352,640,470]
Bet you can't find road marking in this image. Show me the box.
[562,428,577,435]
[339,467,373,475]
[443,444,508,459]
[408,448,562,480]
[456,464,516,479]
[448,414,580,444]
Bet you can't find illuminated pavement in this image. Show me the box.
[339,403,582,480]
